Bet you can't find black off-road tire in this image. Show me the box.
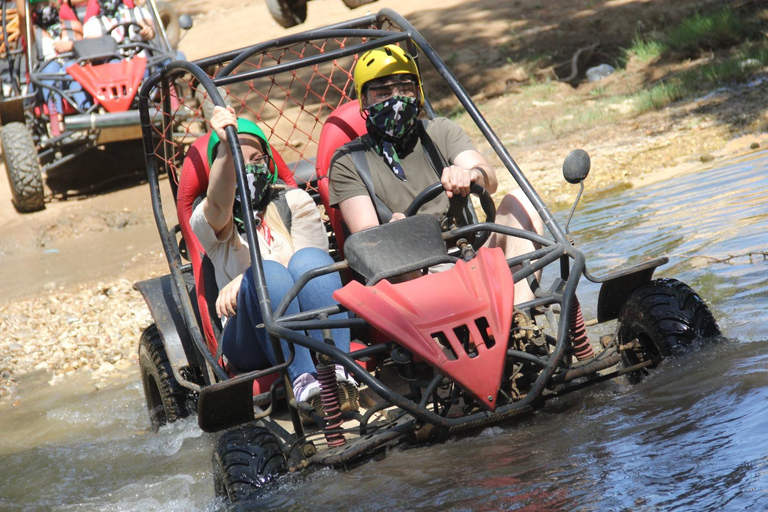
[1,122,44,213]
[156,1,180,49]
[266,0,307,28]
[139,324,192,431]
[212,425,288,505]
[342,0,377,8]
[618,278,721,383]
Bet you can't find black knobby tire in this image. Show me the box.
[139,324,192,431]
[156,1,180,49]
[266,0,307,28]
[1,122,44,213]
[342,0,377,8]
[618,278,721,383]
[212,425,288,505]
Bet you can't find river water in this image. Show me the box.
[1,150,767,511]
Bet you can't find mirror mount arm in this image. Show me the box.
[564,181,584,236]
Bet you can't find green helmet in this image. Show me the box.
[207,117,276,182]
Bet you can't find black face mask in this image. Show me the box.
[100,0,121,17]
[233,161,275,233]
[35,4,59,29]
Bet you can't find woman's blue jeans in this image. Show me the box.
[40,60,89,113]
[221,247,349,382]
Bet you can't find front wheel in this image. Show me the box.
[618,278,721,383]
[266,0,307,28]
[1,122,44,213]
[213,425,287,505]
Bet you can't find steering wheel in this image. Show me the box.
[403,181,497,249]
[107,21,153,56]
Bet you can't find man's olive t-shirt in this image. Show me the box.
[328,117,476,218]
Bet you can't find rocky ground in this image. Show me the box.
[1,0,767,404]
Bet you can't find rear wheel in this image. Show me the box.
[618,278,721,383]
[213,425,287,505]
[139,324,193,431]
[342,0,378,8]
[1,122,44,213]
[156,1,181,49]
[266,0,307,28]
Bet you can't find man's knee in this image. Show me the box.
[497,189,543,235]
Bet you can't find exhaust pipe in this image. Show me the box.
[65,108,159,131]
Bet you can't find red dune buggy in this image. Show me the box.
[134,9,721,507]
[0,0,192,212]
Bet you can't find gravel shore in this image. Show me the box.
[0,279,153,404]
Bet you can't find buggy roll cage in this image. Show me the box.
[138,9,600,430]
[1,0,176,118]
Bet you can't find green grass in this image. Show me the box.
[679,44,768,86]
[624,33,667,62]
[633,82,685,113]
[666,8,748,52]
[632,41,768,113]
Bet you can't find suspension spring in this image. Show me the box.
[570,296,595,360]
[317,363,345,448]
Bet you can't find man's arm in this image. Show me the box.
[441,149,498,199]
[338,195,380,234]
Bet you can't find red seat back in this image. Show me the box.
[176,132,298,355]
[315,101,367,254]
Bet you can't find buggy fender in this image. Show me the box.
[593,256,668,322]
[0,97,26,125]
[134,273,197,380]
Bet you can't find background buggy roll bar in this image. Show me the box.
[138,12,592,428]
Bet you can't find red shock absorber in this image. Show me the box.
[316,363,346,447]
[570,296,595,360]
[48,98,61,137]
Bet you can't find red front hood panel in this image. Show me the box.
[334,247,514,411]
[67,57,146,112]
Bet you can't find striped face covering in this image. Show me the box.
[364,95,420,181]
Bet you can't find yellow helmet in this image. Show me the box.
[353,44,424,109]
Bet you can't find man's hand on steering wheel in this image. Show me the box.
[441,164,481,199]
[137,19,154,41]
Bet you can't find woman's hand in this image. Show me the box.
[53,40,74,54]
[211,105,237,148]
[216,273,243,319]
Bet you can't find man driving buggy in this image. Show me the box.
[82,0,154,43]
[328,44,545,303]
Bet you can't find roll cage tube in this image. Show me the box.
[139,11,592,425]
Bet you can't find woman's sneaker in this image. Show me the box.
[292,371,359,425]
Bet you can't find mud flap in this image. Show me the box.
[197,377,255,433]
[595,256,668,322]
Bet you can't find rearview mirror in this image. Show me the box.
[179,14,193,30]
[563,149,591,184]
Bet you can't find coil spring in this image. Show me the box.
[317,363,345,447]
[570,296,595,360]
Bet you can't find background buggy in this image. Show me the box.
[135,9,721,506]
[0,0,191,212]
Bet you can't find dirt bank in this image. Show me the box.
[1,0,766,404]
